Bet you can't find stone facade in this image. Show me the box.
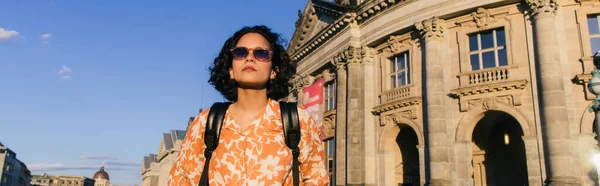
[287,0,600,185]
[141,130,185,186]
[30,174,94,186]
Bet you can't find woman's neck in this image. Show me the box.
[233,88,269,112]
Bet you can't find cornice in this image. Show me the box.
[449,79,529,97]
[372,96,422,114]
[291,0,405,63]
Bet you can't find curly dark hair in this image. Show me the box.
[208,25,296,102]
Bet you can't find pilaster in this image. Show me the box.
[361,46,378,185]
[415,16,451,186]
[525,0,581,185]
[345,45,366,184]
[333,50,348,186]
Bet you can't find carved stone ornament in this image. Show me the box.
[472,8,494,29]
[333,50,348,71]
[322,111,336,140]
[415,17,445,41]
[301,75,315,87]
[346,46,362,65]
[381,109,418,126]
[526,0,558,18]
[462,95,521,112]
[322,70,335,82]
[387,35,407,54]
[361,46,376,64]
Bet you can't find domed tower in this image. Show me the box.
[93,163,111,186]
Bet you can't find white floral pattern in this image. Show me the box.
[168,99,330,186]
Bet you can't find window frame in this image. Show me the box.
[325,81,336,111]
[587,14,600,55]
[389,51,412,89]
[467,27,508,71]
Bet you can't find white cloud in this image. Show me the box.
[0,28,19,40]
[61,75,71,80]
[79,155,117,160]
[28,163,137,171]
[28,163,98,171]
[105,161,141,166]
[59,65,71,74]
[41,34,52,39]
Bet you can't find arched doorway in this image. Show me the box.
[471,110,528,186]
[395,124,420,186]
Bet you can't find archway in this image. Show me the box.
[395,125,420,186]
[381,123,421,186]
[471,110,528,186]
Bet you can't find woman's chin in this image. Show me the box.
[236,81,268,90]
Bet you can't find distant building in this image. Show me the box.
[92,164,110,186]
[141,129,186,186]
[30,174,93,186]
[0,142,31,186]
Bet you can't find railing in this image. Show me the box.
[459,66,517,86]
[381,84,417,104]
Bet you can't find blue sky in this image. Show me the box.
[0,1,308,184]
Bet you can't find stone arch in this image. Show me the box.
[455,101,534,142]
[379,116,424,152]
[580,102,595,134]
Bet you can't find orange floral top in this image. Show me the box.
[168,99,330,186]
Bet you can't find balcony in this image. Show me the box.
[452,66,528,98]
[459,65,516,86]
[373,84,422,114]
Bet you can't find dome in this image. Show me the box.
[93,163,110,180]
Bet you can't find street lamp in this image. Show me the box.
[588,50,600,185]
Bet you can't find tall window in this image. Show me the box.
[326,139,335,186]
[326,82,336,110]
[390,52,410,88]
[589,14,600,54]
[469,27,508,70]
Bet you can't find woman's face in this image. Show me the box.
[229,33,276,89]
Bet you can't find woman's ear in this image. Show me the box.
[229,68,235,79]
[270,67,279,79]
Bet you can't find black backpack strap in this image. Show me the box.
[198,102,231,186]
[280,101,301,186]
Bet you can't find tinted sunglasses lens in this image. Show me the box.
[231,48,248,59]
[254,49,271,61]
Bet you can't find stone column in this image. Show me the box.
[525,0,581,185]
[333,51,348,186]
[453,141,473,186]
[361,46,378,185]
[522,136,543,186]
[345,46,366,185]
[415,17,451,186]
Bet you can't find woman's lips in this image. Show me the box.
[242,66,257,72]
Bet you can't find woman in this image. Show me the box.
[168,25,330,186]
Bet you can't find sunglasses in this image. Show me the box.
[230,47,273,62]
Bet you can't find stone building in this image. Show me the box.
[286,0,600,185]
[30,174,94,186]
[0,142,31,186]
[92,164,110,186]
[141,129,186,186]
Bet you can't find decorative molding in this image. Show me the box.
[361,46,376,64]
[574,73,595,100]
[526,0,558,18]
[450,79,528,97]
[464,95,520,112]
[415,17,446,41]
[381,108,419,127]
[386,34,412,55]
[472,8,494,29]
[322,109,336,140]
[347,46,362,66]
[322,70,336,82]
[372,96,422,114]
[290,0,412,63]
